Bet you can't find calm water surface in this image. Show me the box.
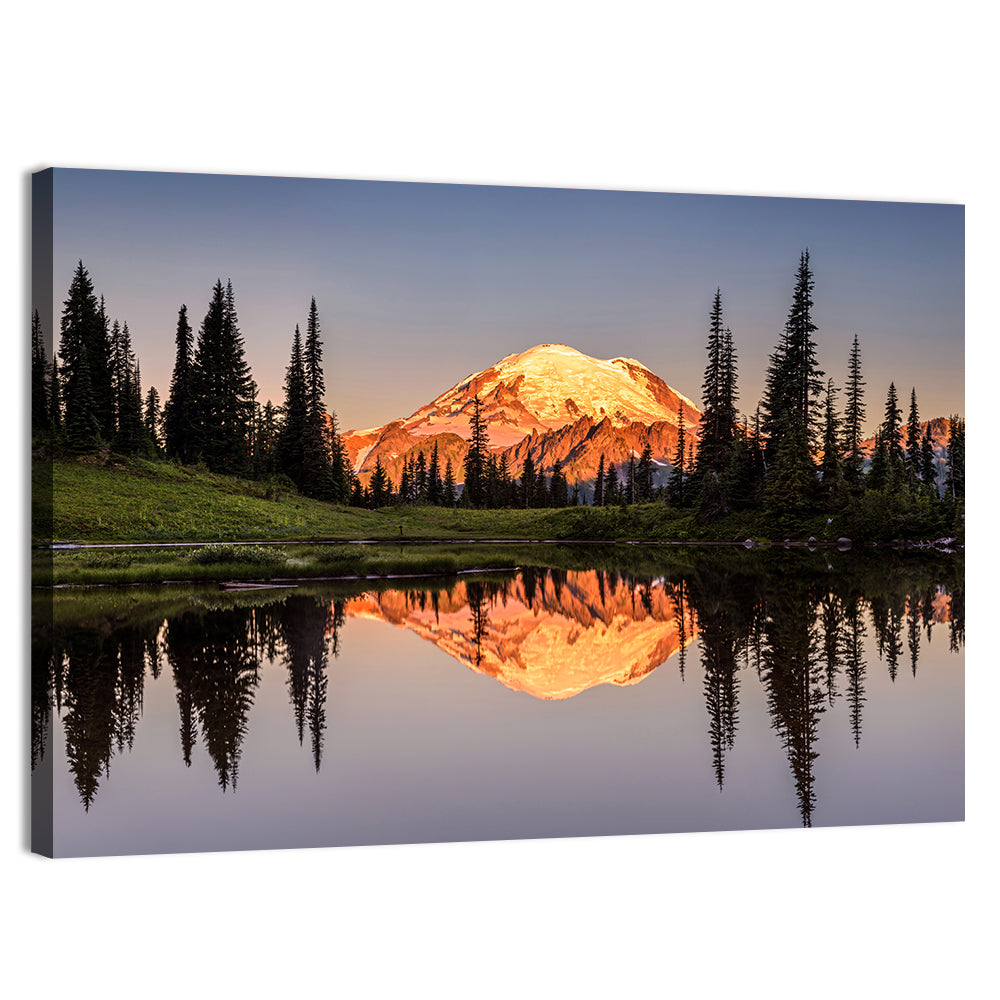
[32,549,965,857]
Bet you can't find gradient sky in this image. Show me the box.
[49,169,964,435]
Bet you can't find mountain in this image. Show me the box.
[344,569,696,700]
[343,343,702,490]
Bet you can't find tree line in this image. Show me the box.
[32,261,353,502]
[663,250,965,532]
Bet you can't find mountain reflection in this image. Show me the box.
[344,569,692,700]
[33,552,962,828]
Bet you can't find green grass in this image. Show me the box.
[33,455,963,552]
[34,456,711,544]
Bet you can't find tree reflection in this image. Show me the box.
[279,595,342,772]
[37,550,963,826]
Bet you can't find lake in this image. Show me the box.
[31,546,964,857]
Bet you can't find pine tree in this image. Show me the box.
[59,261,113,445]
[369,456,390,507]
[442,459,456,506]
[31,310,49,433]
[920,427,937,496]
[415,450,428,501]
[163,305,196,464]
[603,461,619,506]
[867,429,888,492]
[761,251,823,471]
[399,458,412,503]
[626,455,637,505]
[64,342,100,450]
[842,334,866,489]
[668,403,687,506]
[520,453,537,508]
[881,382,905,490]
[694,291,739,499]
[550,459,568,507]
[190,280,255,474]
[112,321,145,452]
[905,388,921,490]
[818,379,842,496]
[254,400,280,479]
[278,324,308,484]
[496,451,513,507]
[944,415,965,501]
[301,297,333,499]
[463,395,490,508]
[427,442,442,504]
[594,453,605,507]
[143,386,162,450]
[637,442,654,502]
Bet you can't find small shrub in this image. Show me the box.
[188,543,284,566]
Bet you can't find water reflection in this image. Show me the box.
[32,550,964,850]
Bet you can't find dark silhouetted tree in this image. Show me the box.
[163,304,196,464]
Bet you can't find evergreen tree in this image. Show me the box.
[496,451,513,507]
[867,430,888,492]
[143,386,162,450]
[301,297,334,499]
[693,291,739,503]
[327,411,351,503]
[594,453,605,507]
[399,457,412,503]
[189,280,255,474]
[463,395,490,507]
[550,459,568,508]
[427,442,442,504]
[603,461,619,506]
[63,342,100,450]
[59,261,113,444]
[881,382,905,490]
[278,324,308,483]
[111,321,144,452]
[369,456,390,507]
[442,459,456,506]
[163,305,196,464]
[637,442,654,501]
[626,455,637,505]
[668,404,687,506]
[254,400,280,479]
[818,379,842,496]
[31,310,50,433]
[761,251,823,473]
[723,424,756,511]
[415,450,428,501]
[905,388,922,489]
[920,427,937,496]
[763,413,815,517]
[944,414,965,501]
[520,452,537,508]
[842,334,866,489]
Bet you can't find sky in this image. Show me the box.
[48,168,964,435]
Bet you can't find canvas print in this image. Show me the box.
[30,169,964,858]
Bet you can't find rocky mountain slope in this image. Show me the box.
[342,343,701,491]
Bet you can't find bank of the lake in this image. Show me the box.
[33,537,963,590]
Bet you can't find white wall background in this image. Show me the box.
[3,3,992,996]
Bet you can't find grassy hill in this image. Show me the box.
[33,454,959,548]
[33,455,695,544]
